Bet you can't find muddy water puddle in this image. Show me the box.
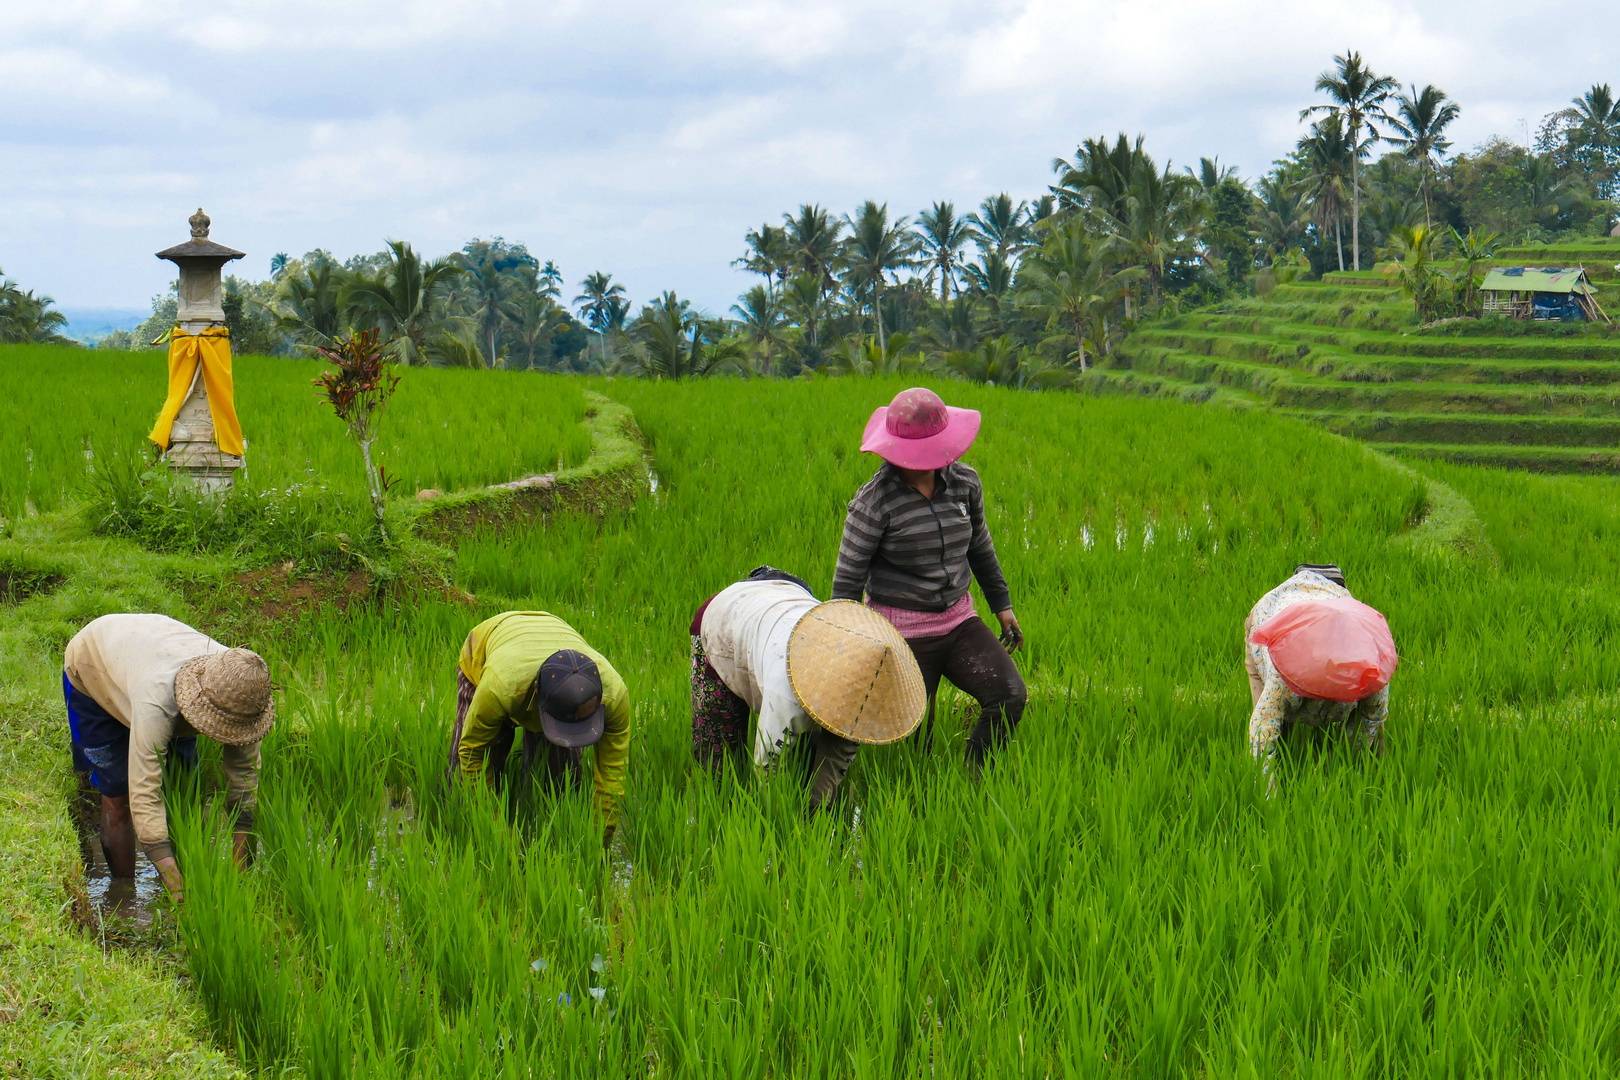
[75,797,164,929]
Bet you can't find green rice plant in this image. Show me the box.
[19,368,1604,1075]
[0,344,593,523]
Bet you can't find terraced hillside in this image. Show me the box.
[1100,239,1620,472]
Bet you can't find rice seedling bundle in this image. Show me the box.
[166,377,1620,1075]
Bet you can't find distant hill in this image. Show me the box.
[58,307,146,344]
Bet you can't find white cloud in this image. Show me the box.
[2,0,1619,312]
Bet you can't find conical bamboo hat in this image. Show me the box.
[786,600,927,745]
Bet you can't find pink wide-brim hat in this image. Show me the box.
[860,387,981,470]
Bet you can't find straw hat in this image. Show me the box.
[174,648,276,745]
[786,600,927,744]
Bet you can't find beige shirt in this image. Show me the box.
[64,614,261,859]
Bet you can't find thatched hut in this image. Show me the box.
[1480,267,1605,321]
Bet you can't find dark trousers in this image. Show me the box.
[905,617,1027,769]
[447,672,582,796]
[65,671,195,797]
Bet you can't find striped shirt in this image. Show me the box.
[831,462,1012,615]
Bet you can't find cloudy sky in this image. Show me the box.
[2,0,1614,315]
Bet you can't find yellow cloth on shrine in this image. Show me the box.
[147,327,244,457]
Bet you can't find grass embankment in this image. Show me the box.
[0,360,647,1077]
[1092,249,1620,471]
[0,534,243,1078]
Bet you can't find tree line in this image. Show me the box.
[0,267,70,345]
[57,57,1620,376]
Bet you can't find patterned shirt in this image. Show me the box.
[832,462,1012,614]
[1247,571,1389,786]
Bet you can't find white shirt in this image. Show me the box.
[698,579,820,766]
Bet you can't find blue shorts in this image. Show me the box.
[65,671,196,798]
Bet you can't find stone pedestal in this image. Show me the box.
[155,209,245,491]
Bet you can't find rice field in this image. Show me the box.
[0,345,591,520]
[135,375,1620,1076]
[1098,271,1620,473]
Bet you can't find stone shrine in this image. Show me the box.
[155,209,245,489]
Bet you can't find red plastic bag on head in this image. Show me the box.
[1248,598,1397,702]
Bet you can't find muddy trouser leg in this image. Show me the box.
[939,618,1028,773]
[807,731,860,813]
[691,636,751,771]
[902,633,950,749]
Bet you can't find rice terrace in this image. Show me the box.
[8,31,1620,1080]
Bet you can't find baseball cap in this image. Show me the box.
[534,650,607,748]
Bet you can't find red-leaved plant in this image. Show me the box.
[312,328,401,537]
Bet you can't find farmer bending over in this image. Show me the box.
[1246,564,1397,792]
[833,387,1025,774]
[691,566,926,810]
[447,611,629,840]
[64,614,276,903]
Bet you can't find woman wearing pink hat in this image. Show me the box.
[831,387,1026,774]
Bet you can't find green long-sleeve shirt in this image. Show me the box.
[456,611,630,828]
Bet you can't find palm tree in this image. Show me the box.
[920,294,979,355]
[574,271,627,368]
[914,202,978,302]
[0,284,69,344]
[730,285,788,374]
[1296,116,1355,272]
[272,261,347,350]
[783,205,844,296]
[269,252,290,281]
[1052,133,1149,226]
[967,194,1032,262]
[631,293,742,379]
[1386,84,1460,228]
[342,240,466,366]
[537,260,564,302]
[1189,157,1238,189]
[1380,224,1444,322]
[946,335,1072,389]
[781,274,828,357]
[735,224,792,285]
[462,248,522,368]
[509,293,565,370]
[1301,51,1398,271]
[1252,165,1310,259]
[842,200,916,352]
[1121,160,1205,302]
[1560,84,1620,197]
[1449,227,1502,315]
[962,252,1016,317]
[831,332,927,377]
[1017,223,1142,372]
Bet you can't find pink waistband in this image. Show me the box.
[868,592,978,639]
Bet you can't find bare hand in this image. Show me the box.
[154,855,184,903]
[996,609,1023,652]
